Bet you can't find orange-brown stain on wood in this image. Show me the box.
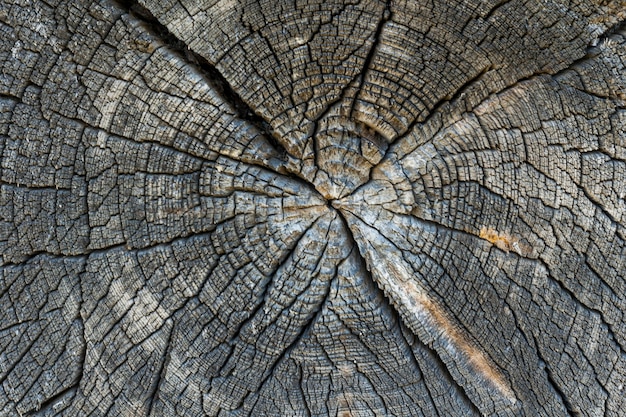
[479,227,532,256]
[480,227,517,252]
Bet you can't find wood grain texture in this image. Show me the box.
[0,0,625,416]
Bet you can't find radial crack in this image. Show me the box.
[348,0,392,118]
[308,1,391,173]
[337,207,518,410]
[334,206,483,415]
[530,334,578,417]
[146,320,174,417]
[111,0,292,162]
[227,254,342,415]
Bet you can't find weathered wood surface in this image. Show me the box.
[1,0,625,415]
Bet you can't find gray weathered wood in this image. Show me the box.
[1,0,625,415]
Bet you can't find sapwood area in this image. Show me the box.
[1,0,626,415]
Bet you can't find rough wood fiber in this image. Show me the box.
[0,0,625,416]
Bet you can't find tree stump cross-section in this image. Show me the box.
[1,0,625,416]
